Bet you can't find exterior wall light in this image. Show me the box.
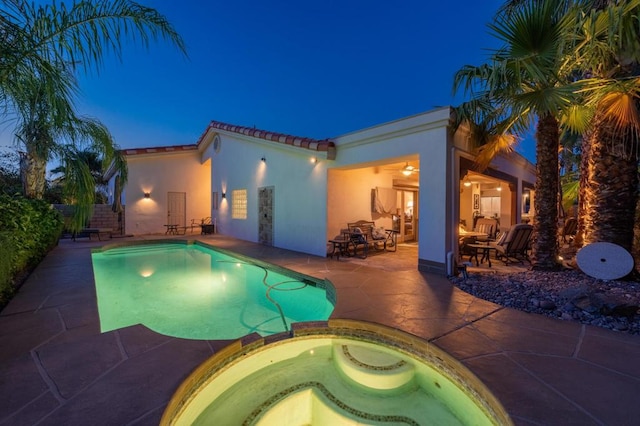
[310,157,318,164]
[144,192,151,199]
[221,192,226,199]
[261,156,266,162]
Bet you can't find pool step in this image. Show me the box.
[333,343,415,390]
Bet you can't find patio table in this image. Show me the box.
[467,243,496,267]
[328,238,352,260]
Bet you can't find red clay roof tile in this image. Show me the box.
[123,145,198,156]
[123,120,336,159]
[198,120,335,153]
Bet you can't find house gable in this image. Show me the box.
[196,120,336,160]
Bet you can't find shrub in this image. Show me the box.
[0,233,14,307]
[0,194,63,308]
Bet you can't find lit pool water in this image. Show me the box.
[91,242,334,340]
[162,320,512,425]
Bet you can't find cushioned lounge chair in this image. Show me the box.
[490,223,533,265]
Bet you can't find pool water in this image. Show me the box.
[91,242,334,340]
[161,320,512,425]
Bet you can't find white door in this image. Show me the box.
[167,192,186,226]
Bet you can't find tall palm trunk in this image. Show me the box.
[574,128,592,248]
[531,113,560,270]
[580,112,638,251]
[19,148,47,199]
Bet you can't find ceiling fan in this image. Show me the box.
[400,162,419,176]
[382,162,420,176]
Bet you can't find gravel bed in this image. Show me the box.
[449,269,640,335]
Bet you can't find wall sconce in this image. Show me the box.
[261,156,266,163]
[221,192,226,199]
[463,174,472,187]
[143,192,151,199]
[310,157,318,164]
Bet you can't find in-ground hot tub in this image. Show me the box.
[161,320,512,425]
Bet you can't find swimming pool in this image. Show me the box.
[161,320,512,425]
[91,241,335,340]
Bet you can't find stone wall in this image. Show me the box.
[53,204,125,235]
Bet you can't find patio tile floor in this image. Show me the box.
[1,234,639,425]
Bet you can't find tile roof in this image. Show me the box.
[122,120,336,160]
[123,144,198,156]
[198,120,336,156]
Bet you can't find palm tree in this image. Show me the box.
[0,0,186,229]
[51,149,112,204]
[454,0,581,270]
[11,68,127,229]
[501,0,640,254]
[569,2,640,252]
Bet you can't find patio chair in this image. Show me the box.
[560,217,577,244]
[199,217,214,234]
[474,217,498,241]
[490,223,533,265]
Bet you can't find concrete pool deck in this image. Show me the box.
[0,234,639,425]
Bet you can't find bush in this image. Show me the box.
[0,194,63,308]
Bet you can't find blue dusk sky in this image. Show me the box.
[2,0,537,163]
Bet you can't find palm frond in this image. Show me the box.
[14,0,187,73]
[473,134,517,171]
[58,145,96,231]
[560,104,594,134]
[561,178,579,213]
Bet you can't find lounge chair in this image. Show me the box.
[560,217,577,244]
[490,223,533,265]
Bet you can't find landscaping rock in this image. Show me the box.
[450,269,640,335]
[539,300,556,310]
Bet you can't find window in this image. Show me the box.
[522,190,531,214]
[232,189,247,219]
[212,192,219,210]
[481,196,500,218]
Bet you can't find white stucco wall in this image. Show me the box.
[123,152,211,235]
[331,108,452,271]
[209,132,328,256]
[196,106,535,274]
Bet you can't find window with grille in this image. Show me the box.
[232,189,247,219]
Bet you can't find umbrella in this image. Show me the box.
[111,175,123,213]
[111,175,124,234]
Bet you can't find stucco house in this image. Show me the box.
[107,106,536,275]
